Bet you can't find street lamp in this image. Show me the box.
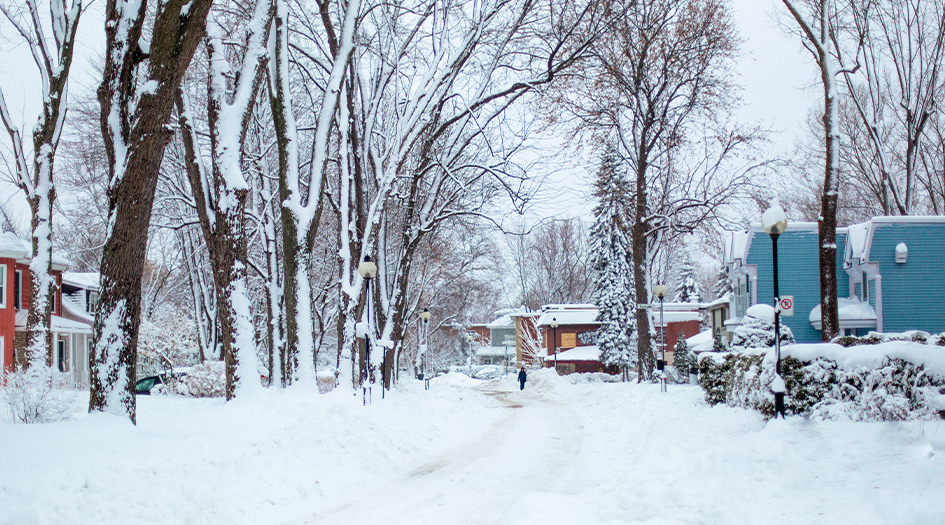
[653,284,669,393]
[420,308,431,390]
[550,317,559,373]
[358,255,377,405]
[762,202,788,418]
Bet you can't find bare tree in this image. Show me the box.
[552,0,758,379]
[0,0,82,369]
[90,0,212,422]
[780,0,860,340]
[176,0,272,400]
[840,0,945,216]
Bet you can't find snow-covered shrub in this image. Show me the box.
[179,361,225,397]
[699,349,945,421]
[698,353,729,405]
[937,334,945,347]
[697,351,776,417]
[316,371,336,393]
[565,372,621,384]
[2,365,76,423]
[138,305,201,377]
[730,305,794,351]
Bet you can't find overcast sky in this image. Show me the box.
[0,0,821,230]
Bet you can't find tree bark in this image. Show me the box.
[90,0,212,422]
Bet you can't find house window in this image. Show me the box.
[57,340,66,372]
[13,269,21,309]
[861,272,869,302]
[87,291,99,313]
[51,287,57,315]
[0,265,6,309]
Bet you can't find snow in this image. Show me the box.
[809,297,877,324]
[686,329,714,352]
[536,308,600,327]
[0,231,30,259]
[62,272,101,291]
[13,310,91,333]
[773,341,945,377]
[552,345,601,362]
[650,310,702,326]
[761,198,788,233]
[746,303,775,324]
[3,372,943,524]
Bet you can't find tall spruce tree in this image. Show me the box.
[673,256,703,303]
[591,148,636,380]
[672,329,693,379]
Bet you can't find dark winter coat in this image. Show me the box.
[517,368,527,383]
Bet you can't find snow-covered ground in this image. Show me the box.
[2,369,943,525]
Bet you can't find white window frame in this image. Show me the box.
[13,269,21,310]
[0,264,7,309]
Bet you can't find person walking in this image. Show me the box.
[517,366,527,390]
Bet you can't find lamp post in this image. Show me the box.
[358,255,377,405]
[762,203,788,418]
[550,317,559,374]
[653,284,669,393]
[420,308,431,390]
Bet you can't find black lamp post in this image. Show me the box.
[762,205,788,418]
[358,255,377,405]
[550,317,559,373]
[653,285,668,392]
[420,308,431,390]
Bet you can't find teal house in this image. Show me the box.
[842,217,945,335]
[722,222,848,344]
[719,217,945,344]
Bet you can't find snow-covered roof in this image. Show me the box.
[809,298,877,330]
[61,293,93,323]
[62,272,100,291]
[0,232,71,269]
[686,330,714,352]
[705,293,730,309]
[15,310,92,333]
[536,308,600,327]
[486,313,515,329]
[553,345,601,362]
[650,311,702,326]
[475,346,513,357]
[0,232,30,259]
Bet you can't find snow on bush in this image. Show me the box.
[179,361,226,398]
[730,304,794,351]
[699,340,945,421]
[2,365,77,423]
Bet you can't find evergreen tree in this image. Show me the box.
[673,329,693,378]
[712,329,727,353]
[673,255,703,303]
[713,266,732,300]
[591,147,636,378]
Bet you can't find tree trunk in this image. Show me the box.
[819,90,840,341]
[90,0,212,422]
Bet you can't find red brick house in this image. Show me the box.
[0,232,94,385]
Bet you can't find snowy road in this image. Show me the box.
[3,370,943,525]
[299,385,587,524]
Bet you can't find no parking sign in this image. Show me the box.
[778,296,794,316]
